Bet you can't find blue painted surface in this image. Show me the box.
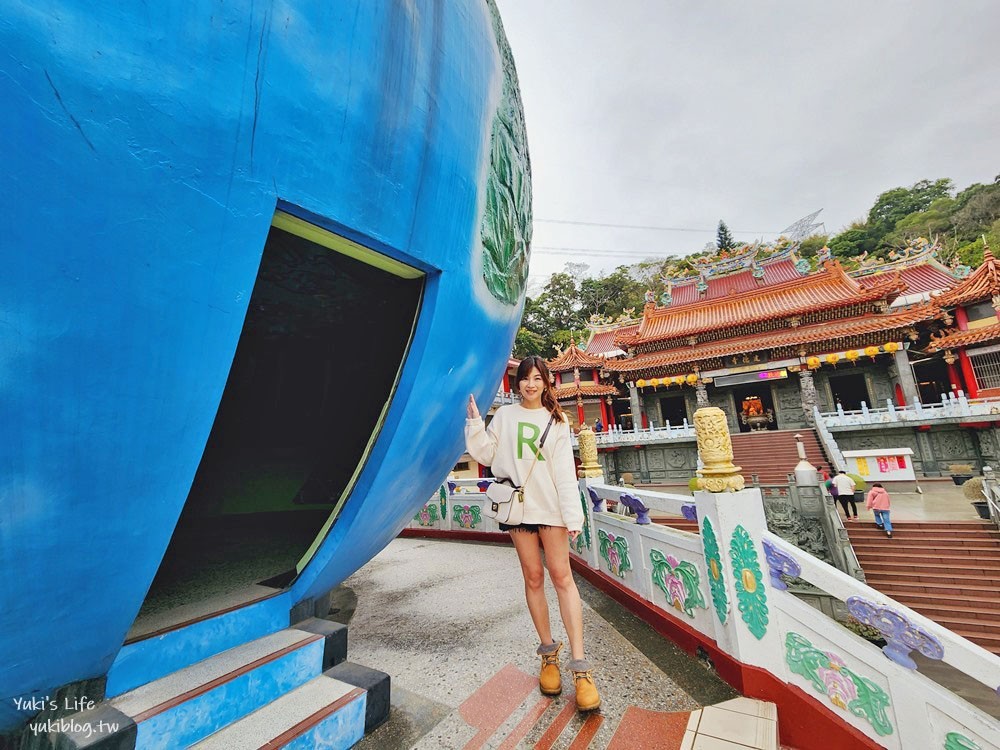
[105,594,290,698]
[134,639,323,750]
[282,693,367,750]
[0,0,525,730]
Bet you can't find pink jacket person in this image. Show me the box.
[866,485,890,511]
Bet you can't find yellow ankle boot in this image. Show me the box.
[537,642,562,695]
[570,662,601,711]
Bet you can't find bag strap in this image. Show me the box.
[521,414,556,489]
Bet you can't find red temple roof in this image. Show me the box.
[606,304,938,373]
[585,325,638,357]
[553,382,619,400]
[619,262,905,348]
[927,321,1000,352]
[933,248,1000,308]
[856,261,957,296]
[546,341,606,372]
[666,259,804,307]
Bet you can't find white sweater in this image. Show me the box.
[465,404,585,532]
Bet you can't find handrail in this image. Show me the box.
[812,405,846,471]
[763,531,1000,693]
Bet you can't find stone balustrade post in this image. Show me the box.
[692,407,784,670]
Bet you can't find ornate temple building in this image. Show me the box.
[580,239,963,435]
[927,248,1000,398]
[546,341,619,428]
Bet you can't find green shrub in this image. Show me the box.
[688,476,700,492]
[846,473,867,492]
[842,616,883,643]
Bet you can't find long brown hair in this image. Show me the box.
[516,356,566,421]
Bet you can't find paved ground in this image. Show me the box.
[645,477,984,521]
[331,537,737,749]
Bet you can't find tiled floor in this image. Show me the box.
[681,698,779,750]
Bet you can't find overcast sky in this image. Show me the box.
[495,0,1000,289]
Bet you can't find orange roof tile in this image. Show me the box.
[933,248,1000,308]
[553,382,619,400]
[546,341,606,372]
[619,262,906,347]
[606,305,938,373]
[927,321,1000,352]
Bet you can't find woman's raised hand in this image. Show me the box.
[467,394,480,420]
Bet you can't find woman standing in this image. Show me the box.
[465,356,600,712]
[866,482,893,539]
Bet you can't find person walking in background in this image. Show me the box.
[593,417,603,433]
[831,470,858,521]
[866,482,893,538]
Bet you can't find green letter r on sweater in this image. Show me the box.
[517,422,545,461]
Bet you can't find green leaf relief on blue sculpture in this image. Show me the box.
[482,0,532,305]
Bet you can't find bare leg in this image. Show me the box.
[509,530,553,645]
[539,526,585,660]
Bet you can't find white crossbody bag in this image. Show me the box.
[483,415,555,525]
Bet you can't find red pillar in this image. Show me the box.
[955,306,970,332]
[959,351,979,398]
[946,360,964,391]
[577,401,585,427]
[599,398,609,426]
[502,371,509,392]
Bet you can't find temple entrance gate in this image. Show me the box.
[731,383,778,432]
[828,372,871,411]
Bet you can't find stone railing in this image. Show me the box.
[819,393,1000,429]
[812,406,847,471]
[492,389,519,407]
[570,421,697,448]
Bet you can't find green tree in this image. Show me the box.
[798,234,830,258]
[828,224,878,258]
[716,220,736,251]
[884,197,957,246]
[579,267,645,318]
[953,184,1000,242]
[512,327,546,358]
[867,178,954,239]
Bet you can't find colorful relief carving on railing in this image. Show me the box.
[452,504,482,530]
[574,489,592,554]
[761,538,802,591]
[847,596,945,670]
[785,632,894,738]
[681,503,698,521]
[598,529,632,578]
[702,517,729,624]
[649,549,707,618]
[945,732,983,750]
[730,525,769,639]
[588,486,602,513]
[439,485,448,520]
[414,503,440,527]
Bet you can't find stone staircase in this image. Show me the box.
[847,520,1000,655]
[20,618,388,749]
[730,429,829,484]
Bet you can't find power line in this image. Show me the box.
[534,218,781,234]
[532,244,672,258]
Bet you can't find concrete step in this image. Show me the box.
[852,543,1000,556]
[854,553,1000,569]
[850,537,1000,549]
[902,602,1000,623]
[44,623,348,750]
[864,569,1000,586]
[868,579,1000,599]
[191,675,366,750]
[886,590,1000,612]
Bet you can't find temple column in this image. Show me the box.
[605,397,615,427]
[892,350,921,405]
[958,351,978,398]
[798,369,818,425]
[629,384,642,431]
[576,396,585,429]
[695,379,710,409]
[599,398,609,427]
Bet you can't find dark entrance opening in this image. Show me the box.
[912,357,953,404]
[731,384,777,432]
[829,372,871,411]
[130,212,423,639]
[659,395,688,427]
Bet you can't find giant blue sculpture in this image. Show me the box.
[0,0,530,733]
